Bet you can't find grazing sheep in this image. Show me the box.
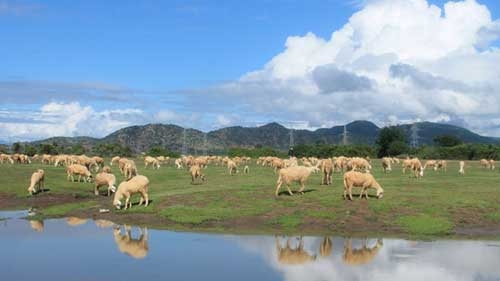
[275,166,317,197]
[381,157,392,173]
[321,158,333,185]
[0,153,14,164]
[66,164,92,183]
[489,159,496,171]
[243,165,249,174]
[94,172,117,196]
[92,156,105,169]
[190,164,206,184]
[113,225,149,259]
[424,160,438,171]
[276,236,316,265]
[410,158,424,178]
[113,175,150,210]
[27,169,45,195]
[102,165,112,173]
[174,158,183,169]
[343,238,383,265]
[459,161,465,175]
[319,237,333,258]
[343,171,384,200]
[110,156,121,166]
[436,160,447,172]
[350,157,372,172]
[227,160,238,175]
[124,161,138,180]
[480,159,490,169]
[401,158,412,174]
[144,156,160,169]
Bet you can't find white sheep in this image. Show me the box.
[66,164,93,182]
[275,166,317,197]
[381,157,392,173]
[94,172,117,196]
[343,170,384,200]
[113,175,150,210]
[144,156,160,169]
[459,160,465,175]
[321,158,333,185]
[27,169,45,195]
[113,225,149,259]
[190,164,206,184]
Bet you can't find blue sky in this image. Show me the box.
[1,0,500,141]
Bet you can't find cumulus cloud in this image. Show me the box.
[0,102,145,141]
[191,0,500,136]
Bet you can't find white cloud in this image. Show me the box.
[194,0,500,136]
[0,102,145,141]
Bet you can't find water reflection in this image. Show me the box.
[66,217,87,226]
[113,225,149,259]
[276,236,317,264]
[343,238,383,265]
[319,237,332,258]
[0,211,499,281]
[29,220,44,232]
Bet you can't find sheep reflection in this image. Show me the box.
[113,225,149,259]
[343,238,383,265]
[29,220,44,232]
[275,236,316,265]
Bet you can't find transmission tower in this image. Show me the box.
[410,123,419,148]
[203,133,208,156]
[181,128,187,156]
[289,129,294,147]
[342,125,349,145]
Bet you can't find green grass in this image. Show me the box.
[0,158,499,237]
[396,214,454,236]
[41,201,99,217]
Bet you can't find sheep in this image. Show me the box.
[190,164,206,184]
[459,160,465,175]
[102,165,112,173]
[436,160,447,172]
[27,169,45,195]
[144,156,160,169]
[118,158,131,174]
[243,165,249,174]
[343,171,384,200]
[124,161,138,180]
[319,237,332,258]
[275,166,317,197]
[227,160,238,175]
[351,157,372,172]
[113,175,150,210]
[410,158,424,178]
[0,153,14,164]
[321,158,333,185]
[66,164,92,183]
[174,158,183,169]
[343,238,383,265]
[479,159,490,169]
[424,160,437,171]
[92,156,105,169]
[276,236,316,265]
[113,225,149,259]
[94,172,117,196]
[401,158,412,174]
[110,156,121,166]
[381,157,392,173]
[489,159,496,171]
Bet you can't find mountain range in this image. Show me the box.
[24,120,500,154]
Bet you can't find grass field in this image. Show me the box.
[0,159,499,238]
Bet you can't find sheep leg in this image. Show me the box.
[349,185,353,201]
[143,189,149,207]
[275,179,284,197]
[298,180,305,195]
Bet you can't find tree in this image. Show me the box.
[376,127,407,157]
[12,142,22,154]
[433,135,463,147]
[71,143,86,155]
[24,145,37,156]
